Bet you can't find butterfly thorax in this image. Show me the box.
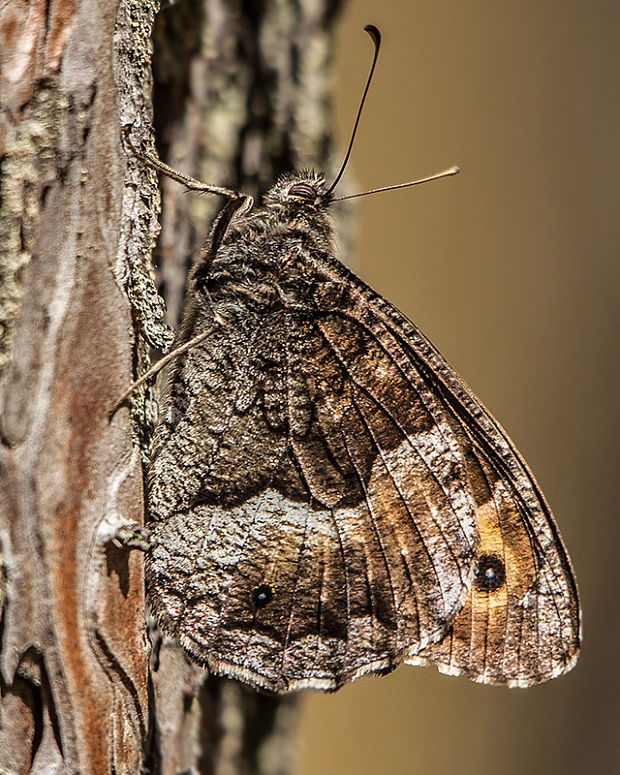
[199,170,336,315]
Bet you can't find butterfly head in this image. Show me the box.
[264,170,333,215]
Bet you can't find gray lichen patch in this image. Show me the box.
[0,83,68,383]
[114,0,175,354]
[113,0,177,459]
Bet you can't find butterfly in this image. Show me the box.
[135,25,580,694]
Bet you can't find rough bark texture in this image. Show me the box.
[0,0,157,773]
[0,0,344,772]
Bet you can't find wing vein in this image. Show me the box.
[317,319,473,580]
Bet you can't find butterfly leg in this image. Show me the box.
[113,128,254,413]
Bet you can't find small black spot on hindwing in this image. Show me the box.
[253,583,274,608]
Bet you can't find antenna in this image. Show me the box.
[333,166,460,201]
[326,24,381,196]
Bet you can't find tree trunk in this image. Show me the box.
[0,1,344,773]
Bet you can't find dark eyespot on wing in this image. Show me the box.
[474,554,505,593]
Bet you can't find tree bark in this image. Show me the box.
[0,1,344,773]
[0,0,156,772]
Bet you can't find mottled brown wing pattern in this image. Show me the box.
[312,254,580,686]
[146,294,480,691]
[407,418,580,685]
[145,175,579,693]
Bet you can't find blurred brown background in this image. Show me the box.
[297,2,619,774]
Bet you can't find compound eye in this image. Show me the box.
[288,182,317,200]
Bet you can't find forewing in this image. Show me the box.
[146,301,479,692]
[312,257,580,685]
[406,405,580,685]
